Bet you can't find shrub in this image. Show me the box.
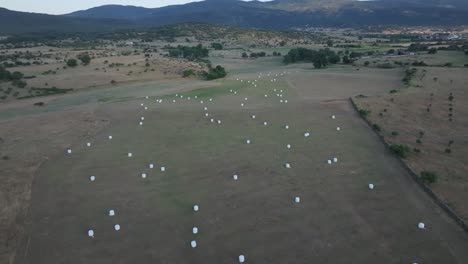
[416,139,422,144]
[445,148,451,154]
[34,102,45,106]
[211,43,223,50]
[389,144,410,158]
[413,148,421,153]
[358,109,370,118]
[182,69,195,78]
[66,59,78,67]
[201,65,227,80]
[372,123,381,132]
[420,171,438,184]
[391,131,399,136]
[77,53,91,65]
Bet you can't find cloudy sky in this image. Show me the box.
[0,0,269,15]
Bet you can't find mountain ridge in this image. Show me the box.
[2,0,468,34]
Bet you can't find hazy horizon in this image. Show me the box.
[0,0,271,15]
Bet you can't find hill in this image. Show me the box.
[0,8,133,34]
[2,0,468,34]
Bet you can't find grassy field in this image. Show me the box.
[3,57,466,264]
[354,66,468,223]
[2,37,468,264]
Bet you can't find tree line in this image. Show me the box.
[283,48,340,69]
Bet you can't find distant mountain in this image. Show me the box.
[66,5,155,20]
[66,0,468,29]
[2,0,468,34]
[0,8,132,34]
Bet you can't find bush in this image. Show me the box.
[201,65,227,80]
[211,43,223,50]
[391,131,399,136]
[66,59,78,67]
[358,109,370,118]
[389,144,410,158]
[372,123,381,132]
[34,102,45,106]
[182,69,195,78]
[77,53,91,65]
[12,79,27,88]
[420,171,438,184]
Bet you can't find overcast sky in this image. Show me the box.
[0,0,270,15]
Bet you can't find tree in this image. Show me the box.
[77,54,91,65]
[242,52,248,58]
[201,65,227,80]
[428,48,437,54]
[11,71,24,80]
[342,56,351,64]
[66,59,78,67]
[326,40,333,47]
[211,43,223,50]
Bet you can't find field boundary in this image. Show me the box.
[349,97,468,234]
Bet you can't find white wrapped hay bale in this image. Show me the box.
[418,222,425,229]
[332,115,336,119]
[285,125,289,129]
[141,117,145,121]
[90,176,96,182]
[239,255,245,263]
[251,115,256,119]
[86,142,92,147]
[210,118,214,123]
[114,224,121,231]
[192,227,198,234]
[128,153,133,158]
[209,98,213,101]
[139,122,143,126]
[193,205,199,212]
[67,149,72,154]
[205,113,209,117]
[304,132,310,137]
[368,183,374,190]
[88,229,94,238]
[246,139,251,144]
[333,157,338,163]
[140,103,144,106]
[336,127,341,131]
[144,107,148,110]
[141,173,147,179]
[294,197,301,203]
[109,209,115,216]
[327,160,332,165]
[204,107,208,111]
[263,122,268,126]
[161,166,166,172]
[191,240,197,248]
[241,103,244,107]
[149,163,154,169]
[233,174,238,180]
[287,144,291,149]
[108,135,112,140]
[217,120,222,124]
[285,163,291,169]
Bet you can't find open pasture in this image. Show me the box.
[14,60,468,264]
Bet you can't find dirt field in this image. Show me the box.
[2,58,467,263]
